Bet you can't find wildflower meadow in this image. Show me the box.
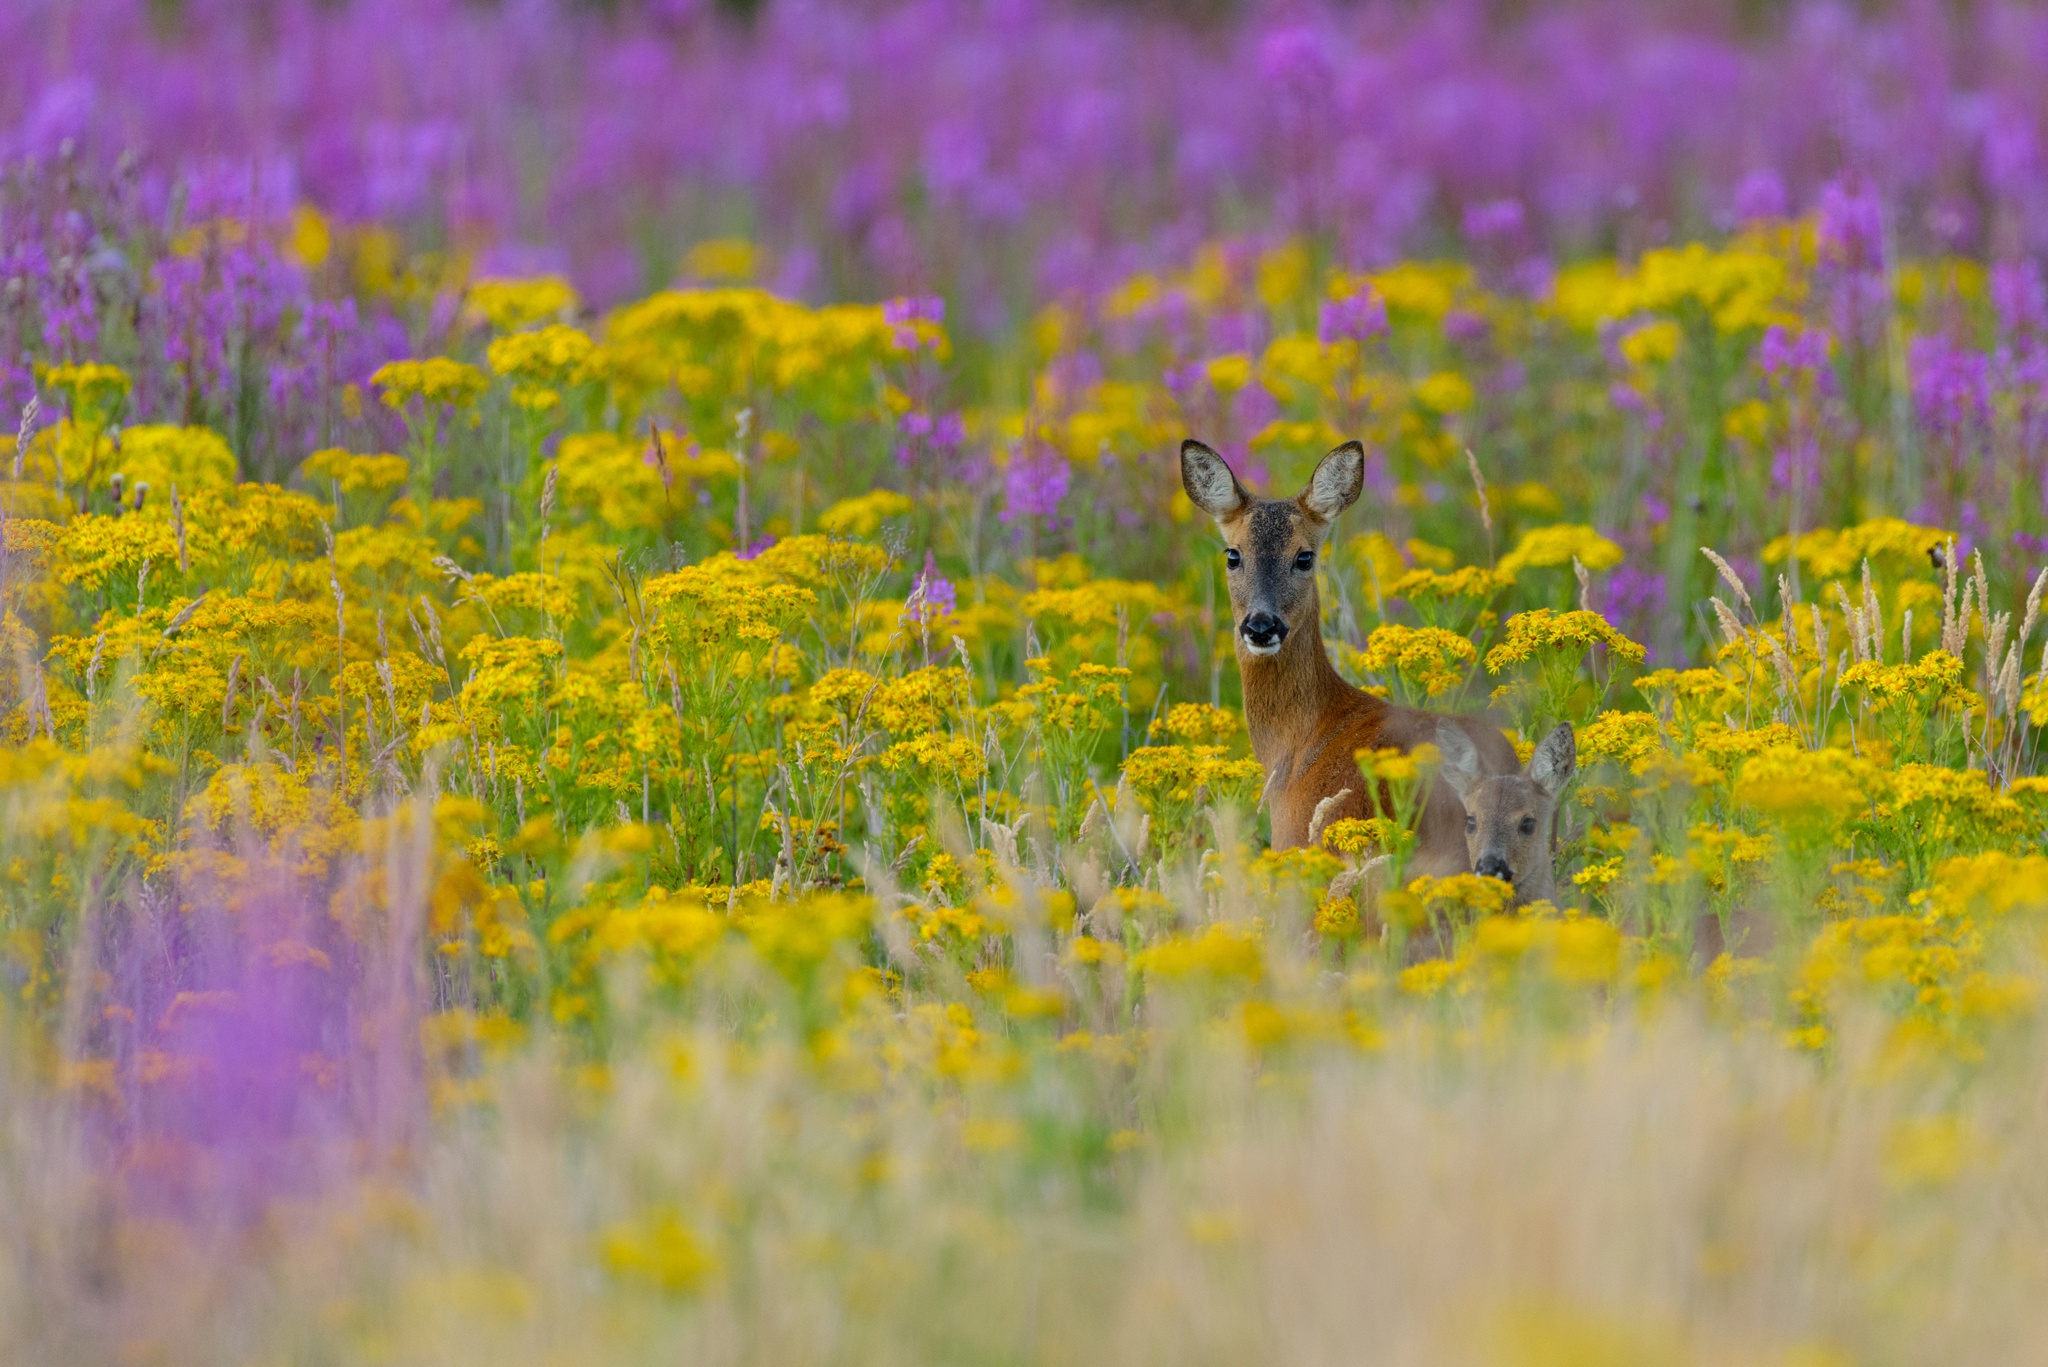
[9,1,2048,1362]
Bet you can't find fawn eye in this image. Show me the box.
[1518,816,1538,836]
[1225,548,1241,570]
[1293,550,1315,572]
[1465,815,1477,833]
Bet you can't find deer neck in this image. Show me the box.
[1238,612,1355,767]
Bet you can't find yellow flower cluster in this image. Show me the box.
[1484,609,1648,672]
[1496,524,1624,578]
[373,357,491,410]
[467,275,581,331]
[1763,517,1949,580]
[1603,242,1795,335]
[487,324,597,412]
[1358,623,1478,699]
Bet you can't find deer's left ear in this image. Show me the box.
[1434,720,1485,801]
[1299,441,1365,521]
[1528,722,1577,799]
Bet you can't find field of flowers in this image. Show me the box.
[8,1,2048,1363]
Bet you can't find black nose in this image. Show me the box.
[1241,612,1288,648]
[1475,855,1514,883]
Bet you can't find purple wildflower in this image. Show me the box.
[906,550,957,628]
[1318,291,1388,345]
[1000,444,1070,524]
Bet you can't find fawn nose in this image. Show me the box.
[1475,854,1514,883]
[1240,612,1288,651]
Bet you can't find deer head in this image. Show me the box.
[1436,720,1576,903]
[1180,439,1364,658]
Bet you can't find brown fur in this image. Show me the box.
[1181,439,1519,866]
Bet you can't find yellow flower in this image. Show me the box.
[1549,259,1626,330]
[599,1207,714,1293]
[817,489,913,538]
[869,666,974,734]
[112,424,239,494]
[1363,261,1471,323]
[1761,517,1950,579]
[1205,353,1254,393]
[288,205,331,267]
[1321,815,1404,857]
[1733,746,1879,847]
[1357,623,1477,698]
[1256,239,1311,309]
[1409,872,1517,919]
[372,357,490,410]
[1258,337,1338,399]
[1341,532,1409,595]
[1484,609,1646,673]
[300,447,409,497]
[467,275,579,331]
[1577,710,1666,772]
[36,362,131,428]
[877,733,987,785]
[1120,745,1263,810]
[456,635,564,724]
[1608,242,1791,334]
[1148,702,1240,745]
[1497,524,1624,577]
[1837,650,1967,712]
[686,238,758,283]
[486,324,597,411]
[1354,744,1440,786]
[1386,564,1512,606]
[1635,667,1747,734]
[1619,319,1681,368]
[1134,923,1264,983]
[1413,370,1475,416]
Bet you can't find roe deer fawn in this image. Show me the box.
[1436,719,1576,905]
[1180,438,1518,870]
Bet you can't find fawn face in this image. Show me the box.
[1437,720,1576,903]
[1180,439,1365,657]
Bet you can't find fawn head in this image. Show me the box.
[1180,439,1365,657]
[1436,720,1576,903]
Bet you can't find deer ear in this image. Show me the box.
[1434,720,1484,800]
[1299,441,1365,521]
[1528,722,1577,798]
[1180,440,1249,520]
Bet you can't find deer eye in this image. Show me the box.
[1225,548,1241,570]
[1518,816,1538,836]
[1465,815,1477,833]
[1293,550,1315,572]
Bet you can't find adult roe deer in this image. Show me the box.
[1180,438,1519,871]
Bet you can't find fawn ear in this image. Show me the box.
[1181,440,1249,520]
[1434,720,1484,800]
[1299,441,1365,521]
[1528,722,1577,798]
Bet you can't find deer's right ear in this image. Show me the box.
[1180,440,1249,520]
[1434,720,1484,799]
[1528,721,1577,799]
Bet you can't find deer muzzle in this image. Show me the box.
[1239,611,1288,655]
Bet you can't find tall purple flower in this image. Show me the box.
[1733,169,1788,224]
[1910,334,1991,442]
[905,549,957,629]
[1318,290,1388,345]
[1000,443,1069,525]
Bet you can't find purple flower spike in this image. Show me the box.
[1000,444,1070,524]
[1318,291,1388,346]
